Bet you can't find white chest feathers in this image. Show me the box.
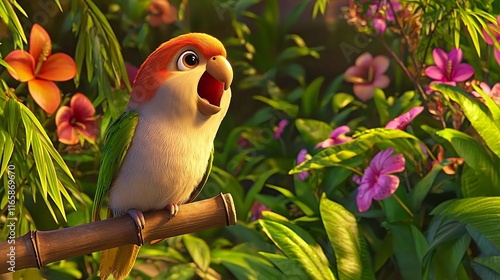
[108,116,213,214]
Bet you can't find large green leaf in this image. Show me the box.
[259,252,310,279]
[431,197,500,250]
[410,159,453,210]
[436,128,500,196]
[290,128,421,173]
[183,235,210,273]
[302,77,323,116]
[320,195,374,280]
[212,249,285,280]
[433,84,500,158]
[295,118,331,145]
[259,220,336,280]
[254,96,299,117]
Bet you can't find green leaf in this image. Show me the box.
[183,235,210,272]
[291,128,420,173]
[320,195,374,280]
[302,77,323,116]
[431,197,500,250]
[295,118,331,146]
[436,128,500,196]
[259,220,335,280]
[432,234,471,279]
[332,93,355,113]
[254,96,299,117]
[373,89,390,125]
[433,84,500,158]
[410,159,453,210]
[267,184,314,216]
[213,249,285,280]
[259,252,309,279]
[474,256,500,274]
[242,168,279,220]
[386,223,426,280]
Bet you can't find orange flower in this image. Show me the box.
[4,24,77,114]
[55,93,99,145]
[147,0,177,27]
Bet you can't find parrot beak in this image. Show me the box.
[197,55,233,116]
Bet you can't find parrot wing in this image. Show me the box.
[187,147,214,203]
[91,110,139,222]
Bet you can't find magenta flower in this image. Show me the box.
[385,106,424,130]
[274,119,289,139]
[482,16,500,65]
[296,149,311,181]
[315,126,353,148]
[471,82,500,105]
[55,93,99,145]
[344,52,390,101]
[424,48,474,92]
[367,0,403,33]
[356,147,405,212]
[250,201,270,222]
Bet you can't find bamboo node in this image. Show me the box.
[30,230,42,269]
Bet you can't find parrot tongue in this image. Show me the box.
[197,71,224,115]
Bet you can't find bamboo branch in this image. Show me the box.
[0,193,236,274]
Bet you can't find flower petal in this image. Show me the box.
[482,24,496,45]
[356,185,374,212]
[37,53,77,81]
[297,171,309,181]
[70,93,95,120]
[297,149,308,164]
[380,153,406,174]
[315,138,334,148]
[372,174,400,200]
[77,120,99,141]
[372,55,390,75]
[370,147,394,172]
[494,49,500,67]
[373,17,386,34]
[424,66,444,80]
[28,79,61,114]
[57,122,78,145]
[29,24,52,65]
[448,48,463,69]
[490,83,500,105]
[355,52,373,68]
[353,84,375,101]
[344,65,365,81]
[452,63,474,82]
[330,125,350,138]
[55,106,72,126]
[4,50,35,82]
[373,75,390,88]
[432,48,448,70]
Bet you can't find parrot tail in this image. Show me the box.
[99,244,140,280]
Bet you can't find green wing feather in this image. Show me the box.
[187,147,214,203]
[91,110,139,222]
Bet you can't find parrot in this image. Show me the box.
[91,33,233,280]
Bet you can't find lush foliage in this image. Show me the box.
[1,0,500,279]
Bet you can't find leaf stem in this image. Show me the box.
[392,193,414,217]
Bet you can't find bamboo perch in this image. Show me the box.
[0,193,236,274]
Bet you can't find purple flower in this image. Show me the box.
[356,147,405,212]
[296,149,311,181]
[482,16,500,65]
[315,126,353,148]
[274,119,289,139]
[250,201,270,222]
[424,48,474,92]
[367,0,403,33]
[385,106,424,130]
[471,82,500,105]
[344,52,390,101]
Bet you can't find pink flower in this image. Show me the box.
[344,52,390,101]
[367,0,403,33]
[471,82,500,105]
[424,48,474,92]
[296,149,311,181]
[274,119,289,139]
[147,0,177,27]
[250,201,270,222]
[356,147,405,212]
[55,93,99,145]
[315,126,353,148]
[385,106,424,130]
[482,15,500,65]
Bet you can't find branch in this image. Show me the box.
[0,193,236,274]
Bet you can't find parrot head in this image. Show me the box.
[128,33,232,119]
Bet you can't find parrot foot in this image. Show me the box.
[166,203,180,220]
[127,209,145,246]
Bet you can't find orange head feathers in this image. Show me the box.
[129,33,228,107]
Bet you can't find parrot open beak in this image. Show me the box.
[197,55,233,116]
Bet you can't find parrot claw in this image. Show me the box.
[127,209,145,246]
[166,203,180,220]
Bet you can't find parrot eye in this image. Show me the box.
[177,50,199,71]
